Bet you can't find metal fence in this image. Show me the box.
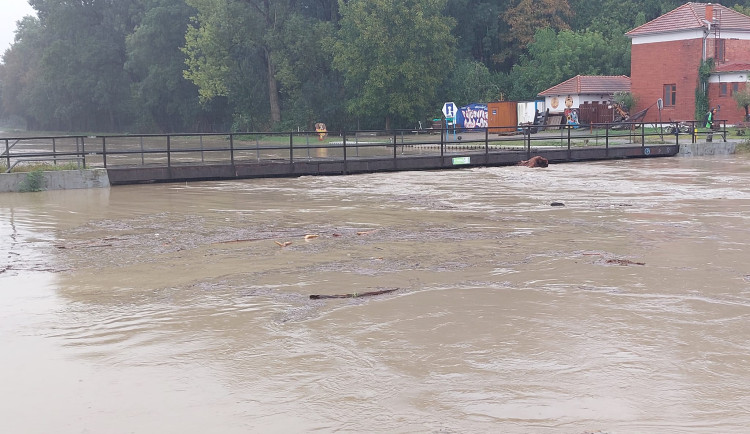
[1,121,727,173]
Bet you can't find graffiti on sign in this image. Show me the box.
[457,103,488,129]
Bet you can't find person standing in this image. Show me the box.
[705,108,716,130]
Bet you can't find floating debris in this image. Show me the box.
[518,155,549,167]
[304,234,319,241]
[606,258,645,266]
[274,241,292,248]
[310,288,398,300]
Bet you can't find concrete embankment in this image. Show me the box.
[0,169,110,193]
[679,141,738,156]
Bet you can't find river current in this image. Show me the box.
[2,155,750,433]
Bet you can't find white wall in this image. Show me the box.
[544,94,612,114]
[517,101,545,124]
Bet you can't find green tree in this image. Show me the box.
[505,28,629,100]
[270,14,344,130]
[0,16,44,129]
[733,4,750,16]
[441,60,502,105]
[733,80,750,121]
[612,91,638,111]
[329,0,457,130]
[446,0,510,68]
[496,0,573,68]
[17,0,141,131]
[569,0,681,37]
[183,0,297,129]
[125,0,207,132]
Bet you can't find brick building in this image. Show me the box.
[626,3,750,125]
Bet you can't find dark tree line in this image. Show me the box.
[1,0,748,133]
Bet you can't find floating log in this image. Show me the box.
[606,259,645,266]
[310,288,398,300]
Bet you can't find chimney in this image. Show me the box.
[706,3,714,22]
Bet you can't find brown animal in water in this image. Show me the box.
[518,156,548,168]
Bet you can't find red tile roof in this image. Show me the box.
[537,75,631,96]
[626,2,750,37]
[714,62,750,73]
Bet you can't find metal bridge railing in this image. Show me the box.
[2,121,723,172]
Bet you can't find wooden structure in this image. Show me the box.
[579,102,616,125]
[487,101,518,134]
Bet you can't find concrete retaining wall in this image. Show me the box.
[0,169,110,193]
[679,141,737,156]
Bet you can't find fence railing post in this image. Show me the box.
[199,135,205,163]
[230,133,235,165]
[485,126,489,158]
[80,137,86,168]
[101,136,108,168]
[393,130,397,161]
[167,135,171,167]
[440,128,445,166]
[342,131,348,175]
[289,132,294,163]
[527,128,532,159]
[605,124,609,156]
[4,139,9,170]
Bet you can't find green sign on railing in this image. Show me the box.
[452,156,470,165]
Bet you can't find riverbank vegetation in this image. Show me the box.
[1,162,81,174]
[2,0,749,134]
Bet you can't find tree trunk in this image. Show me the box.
[385,115,391,131]
[265,48,282,125]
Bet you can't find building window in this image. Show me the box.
[663,84,677,106]
[716,39,725,62]
[720,83,728,96]
[732,83,739,95]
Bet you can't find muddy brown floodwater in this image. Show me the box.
[2,156,750,433]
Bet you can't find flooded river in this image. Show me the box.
[2,155,750,433]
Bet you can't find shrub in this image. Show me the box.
[19,169,45,192]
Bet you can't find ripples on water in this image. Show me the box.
[2,156,750,433]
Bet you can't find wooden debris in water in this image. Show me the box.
[309,288,398,300]
[274,241,292,248]
[605,258,645,266]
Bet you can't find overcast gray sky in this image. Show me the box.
[1,0,36,57]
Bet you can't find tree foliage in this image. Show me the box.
[329,0,456,130]
[2,0,748,133]
[126,0,207,132]
[495,0,573,68]
[506,28,629,100]
[733,80,750,120]
[442,60,502,106]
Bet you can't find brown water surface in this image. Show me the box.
[2,156,750,433]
